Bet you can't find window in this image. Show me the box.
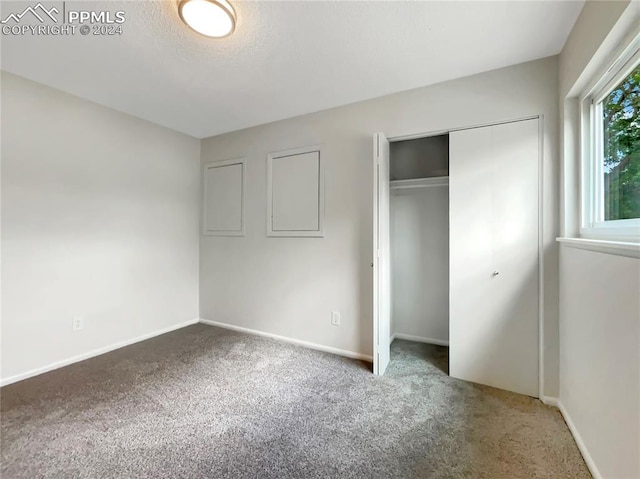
[598,63,640,222]
[582,36,640,240]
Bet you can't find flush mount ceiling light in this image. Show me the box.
[178,0,236,38]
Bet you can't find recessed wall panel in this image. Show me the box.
[267,147,324,237]
[203,159,245,236]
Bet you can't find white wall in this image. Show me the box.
[559,0,633,237]
[1,72,201,383]
[559,247,639,479]
[200,56,561,397]
[391,185,449,344]
[558,2,640,478]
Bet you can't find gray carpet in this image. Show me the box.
[1,324,590,478]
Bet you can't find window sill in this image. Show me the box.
[556,237,640,259]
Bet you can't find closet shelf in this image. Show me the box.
[390,177,449,190]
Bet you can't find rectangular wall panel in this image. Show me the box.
[267,147,324,237]
[203,159,245,236]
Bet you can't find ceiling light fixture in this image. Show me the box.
[178,0,236,38]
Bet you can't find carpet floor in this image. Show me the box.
[1,324,590,478]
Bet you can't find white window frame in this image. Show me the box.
[580,33,640,241]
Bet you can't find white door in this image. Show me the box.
[373,133,391,375]
[449,118,539,397]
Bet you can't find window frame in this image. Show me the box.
[580,34,640,241]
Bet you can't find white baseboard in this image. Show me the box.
[199,318,373,362]
[556,399,601,479]
[522,396,600,478]
[392,332,449,347]
[538,396,600,478]
[540,395,560,407]
[0,318,200,387]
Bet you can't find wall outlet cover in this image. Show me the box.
[72,316,84,331]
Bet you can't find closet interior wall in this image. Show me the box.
[390,134,450,346]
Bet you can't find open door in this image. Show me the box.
[373,133,391,375]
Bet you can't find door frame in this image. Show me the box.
[375,114,545,399]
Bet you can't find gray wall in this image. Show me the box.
[390,135,449,180]
[558,1,640,478]
[391,185,449,343]
[1,72,201,383]
[199,56,560,398]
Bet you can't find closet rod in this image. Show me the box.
[390,177,449,190]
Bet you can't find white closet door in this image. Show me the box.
[449,118,539,397]
[373,133,391,375]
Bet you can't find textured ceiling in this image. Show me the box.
[1,0,584,138]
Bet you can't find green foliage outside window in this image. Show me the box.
[602,64,640,220]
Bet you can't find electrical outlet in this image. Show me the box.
[331,311,341,326]
[72,316,84,331]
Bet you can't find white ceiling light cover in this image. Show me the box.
[179,0,236,38]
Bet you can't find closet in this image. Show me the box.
[390,135,450,349]
[373,118,540,398]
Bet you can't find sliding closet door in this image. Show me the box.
[449,118,539,397]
